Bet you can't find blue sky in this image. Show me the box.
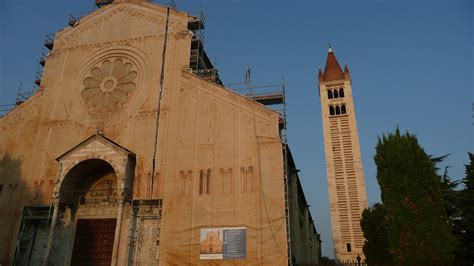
[1,0,472,259]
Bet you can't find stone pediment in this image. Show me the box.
[56,134,135,162]
[55,3,183,50]
[55,134,136,205]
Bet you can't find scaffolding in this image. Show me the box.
[187,10,223,86]
[6,33,53,110]
[0,17,61,116]
[226,71,292,265]
[68,12,92,27]
[127,199,163,265]
[95,0,113,8]
[16,85,36,106]
[11,33,54,108]
[0,103,15,117]
[0,33,41,116]
[94,2,218,85]
[13,206,52,265]
[227,79,287,131]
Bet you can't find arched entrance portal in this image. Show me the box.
[59,159,117,207]
[59,159,119,265]
[43,134,136,266]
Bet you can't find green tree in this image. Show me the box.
[456,153,474,264]
[360,203,392,265]
[373,129,456,264]
[438,165,460,221]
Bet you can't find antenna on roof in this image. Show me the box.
[245,65,252,95]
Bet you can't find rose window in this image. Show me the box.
[81,58,137,113]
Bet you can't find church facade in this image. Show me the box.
[0,0,321,265]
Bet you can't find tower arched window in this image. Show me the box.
[339,88,344,98]
[327,90,333,99]
[341,104,346,114]
[329,106,335,116]
[333,89,339,98]
[335,106,341,115]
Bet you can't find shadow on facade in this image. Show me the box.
[0,154,29,265]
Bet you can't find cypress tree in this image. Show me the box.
[360,203,392,265]
[457,153,474,264]
[373,129,456,264]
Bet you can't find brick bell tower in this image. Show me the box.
[317,47,368,263]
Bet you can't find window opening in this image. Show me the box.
[341,104,346,114]
[327,90,333,99]
[329,106,335,116]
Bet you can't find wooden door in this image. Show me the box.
[71,219,116,266]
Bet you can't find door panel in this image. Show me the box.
[71,219,116,266]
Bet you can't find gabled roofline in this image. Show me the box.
[55,1,188,48]
[55,133,136,161]
[182,70,279,120]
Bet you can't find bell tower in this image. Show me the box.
[318,47,368,262]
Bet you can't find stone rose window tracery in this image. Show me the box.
[81,58,137,113]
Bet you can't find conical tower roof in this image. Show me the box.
[323,47,345,82]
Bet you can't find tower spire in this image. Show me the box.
[318,66,323,82]
[322,47,345,82]
[344,63,351,80]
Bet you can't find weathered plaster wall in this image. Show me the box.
[155,72,288,265]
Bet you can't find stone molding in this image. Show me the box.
[55,134,136,202]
